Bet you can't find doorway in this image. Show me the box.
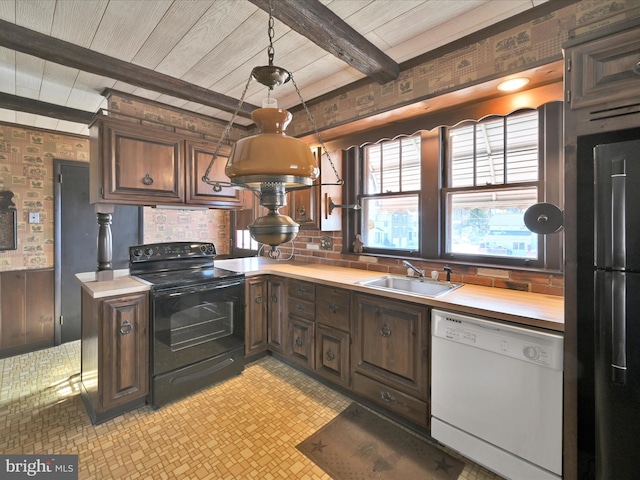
[54,160,142,344]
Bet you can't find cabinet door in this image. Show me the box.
[289,187,319,229]
[316,324,350,387]
[99,119,184,204]
[267,278,286,353]
[568,26,640,110]
[352,293,428,399]
[101,293,148,410]
[185,140,242,207]
[245,278,268,357]
[288,316,315,370]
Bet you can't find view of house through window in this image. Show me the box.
[446,110,540,259]
[361,135,421,251]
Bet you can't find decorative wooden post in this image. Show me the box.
[95,203,114,281]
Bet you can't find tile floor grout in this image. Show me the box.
[0,342,502,479]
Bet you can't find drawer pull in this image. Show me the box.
[299,206,306,216]
[326,349,335,361]
[295,336,303,347]
[328,303,337,314]
[633,61,640,76]
[255,294,263,304]
[380,390,395,403]
[296,286,306,294]
[296,303,305,312]
[271,295,278,303]
[142,173,154,186]
[380,323,391,337]
[120,320,133,335]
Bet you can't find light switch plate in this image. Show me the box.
[28,212,40,223]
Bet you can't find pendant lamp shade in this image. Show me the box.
[225,107,319,189]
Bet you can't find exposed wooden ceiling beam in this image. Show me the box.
[0,92,95,124]
[248,0,400,85]
[0,20,257,119]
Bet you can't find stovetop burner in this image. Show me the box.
[133,266,243,290]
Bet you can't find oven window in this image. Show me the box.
[168,301,234,351]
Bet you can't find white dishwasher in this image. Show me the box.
[431,309,563,480]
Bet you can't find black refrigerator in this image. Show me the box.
[592,139,640,479]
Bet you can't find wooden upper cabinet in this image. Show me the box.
[185,140,242,207]
[567,24,640,110]
[90,117,184,205]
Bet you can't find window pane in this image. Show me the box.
[361,195,419,251]
[506,111,538,183]
[364,135,421,194]
[446,188,538,259]
[450,110,538,187]
[475,118,504,185]
[450,124,475,187]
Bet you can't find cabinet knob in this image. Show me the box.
[295,336,303,347]
[327,303,337,314]
[296,303,305,312]
[296,286,306,294]
[271,295,278,303]
[326,349,335,361]
[299,206,306,216]
[120,320,133,335]
[380,390,395,403]
[142,173,154,185]
[212,184,223,192]
[379,323,392,337]
[255,295,263,304]
[633,61,640,76]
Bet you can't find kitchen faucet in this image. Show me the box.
[403,260,424,277]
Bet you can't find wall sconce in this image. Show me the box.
[325,194,361,218]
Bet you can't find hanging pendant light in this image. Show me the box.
[202,2,341,258]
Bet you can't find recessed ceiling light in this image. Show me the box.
[497,77,530,92]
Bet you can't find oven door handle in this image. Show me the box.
[157,280,244,298]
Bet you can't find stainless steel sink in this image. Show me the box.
[357,275,462,297]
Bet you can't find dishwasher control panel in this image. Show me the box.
[432,310,563,370]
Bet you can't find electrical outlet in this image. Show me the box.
[28,212,40,224]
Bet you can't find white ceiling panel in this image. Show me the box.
[0,0,552,135]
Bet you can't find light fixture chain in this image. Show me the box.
[267,3,275,66]
[202,73,254,184]
[289,73,343,185]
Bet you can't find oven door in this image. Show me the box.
[151,279,245,377]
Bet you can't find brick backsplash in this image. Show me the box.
[270,230,563,296]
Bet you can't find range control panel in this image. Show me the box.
[129,242,216,263]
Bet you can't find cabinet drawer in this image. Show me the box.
[288,297,315,321]
[287,281,315,302]
[353,372,428,428]
[316,286,350,331]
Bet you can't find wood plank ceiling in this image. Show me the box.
[0,0,550,136]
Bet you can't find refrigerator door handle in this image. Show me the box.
[610,159,627,384]
[611,273,627,384]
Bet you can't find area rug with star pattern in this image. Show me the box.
[297,403,464,480]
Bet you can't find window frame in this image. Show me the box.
[343,101,563,271]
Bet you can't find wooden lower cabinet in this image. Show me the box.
[288,316,315,369]
[0,269,54,357]
[351,293,429,427]
[315,324,350,387]
[245,276,285,357]
[81,290,149,424]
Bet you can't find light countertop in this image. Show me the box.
[77,257,564,332]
